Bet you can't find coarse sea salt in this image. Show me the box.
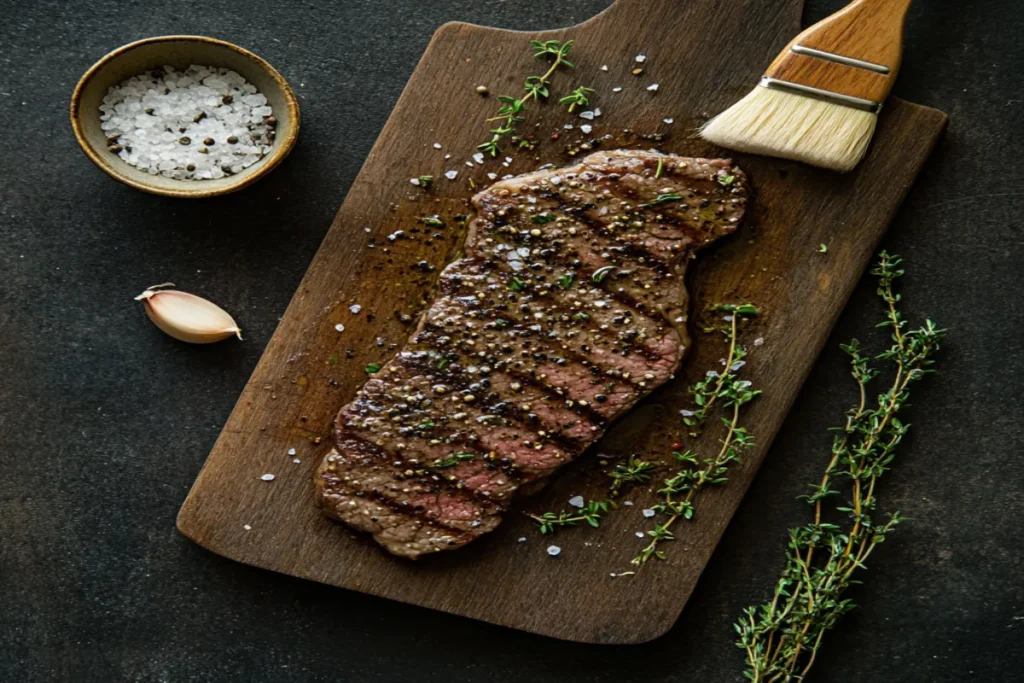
[99,64,276,180]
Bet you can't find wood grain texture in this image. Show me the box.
[176,0,946,644]
[768,0,914,102]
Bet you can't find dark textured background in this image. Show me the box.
[1,1,1021,681]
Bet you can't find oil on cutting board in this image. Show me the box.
[177,0,946,644]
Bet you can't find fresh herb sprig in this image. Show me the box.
[560,86,595,113]
[609,455,657,496]
[684,303,759,435]
[632,304,761,566]
[530,499,611,534]
[478,40,576,157]
[736,252,945,683]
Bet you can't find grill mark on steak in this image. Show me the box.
[317,151,748,558]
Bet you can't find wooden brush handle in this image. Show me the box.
[765,0,914,104]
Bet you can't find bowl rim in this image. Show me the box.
[70,34,300,198]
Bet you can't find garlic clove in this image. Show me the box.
[135,283,242,344]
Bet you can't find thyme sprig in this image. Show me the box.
[478,40,575,157]
[736,252,945,683]
[685,303,759,435]
[530,499,611,534]
[559,86,595,113]
[609,455,657,496]
[632,304,761,567]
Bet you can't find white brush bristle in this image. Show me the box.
[701,86,877,173]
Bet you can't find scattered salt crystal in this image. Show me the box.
[349,304,361,314]
[243,524,252,530]
[636,531,645,538]
[487,172,497,180]
[680,409,695,417]
[612,87,623,93]
[473,152,485,164]
[593,108,602,117]
[623,501,634,507]
[730,360,746,371]
[601,65,609,71]
[334,323,345,332]
[547,545,561,557]
[723,315,734,322]
[635,54,647,63]
[505,156,513,163]
[287,448,297,456]
[564,123,574,130]
[444,153,452,160]
[754,337,765,346]
[260,473,276,481]
[444,170,459,180]
[580,124,592,134]
[647,83,659,92]
[409,177,421,186]
[502,174,514,179]
[568,495,585,508]
[293,458,302,464]
[642,508,656,518]
[518,537,527,543]
[663,117,674,124]
[579,110,595,120]
[465,161,474,168]
[433,142,442,149]
[363,226,371,233]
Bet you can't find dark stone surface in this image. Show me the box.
[1,0,1020,680]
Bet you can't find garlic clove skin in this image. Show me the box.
[135,284,242,344]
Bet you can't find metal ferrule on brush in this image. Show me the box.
[759,44,888,113]
[759,77,882,113]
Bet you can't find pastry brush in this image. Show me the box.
[701,0,913,172]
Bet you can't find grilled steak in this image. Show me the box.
[316,150,748,558]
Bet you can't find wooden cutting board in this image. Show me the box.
[177,0,946,644]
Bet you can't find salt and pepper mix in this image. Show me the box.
[100,65,276,180]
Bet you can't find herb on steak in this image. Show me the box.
[639,192,683,208]
[532,212,557,224]
[559,85,595,113]
[631,304,760,566]
[557,273,575,289]
[433,452,477,468]
[414,175,433,189]
[608,455,657,496]
[655,158,664,179]
[716,173,736,187]
[530,499,612,534]
[478,40,576,157]
[736,252,945,683]
[508,277,526,291]
[364,363,382,374]
[420,215,445,228]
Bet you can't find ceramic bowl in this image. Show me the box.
[70,35,299,198]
